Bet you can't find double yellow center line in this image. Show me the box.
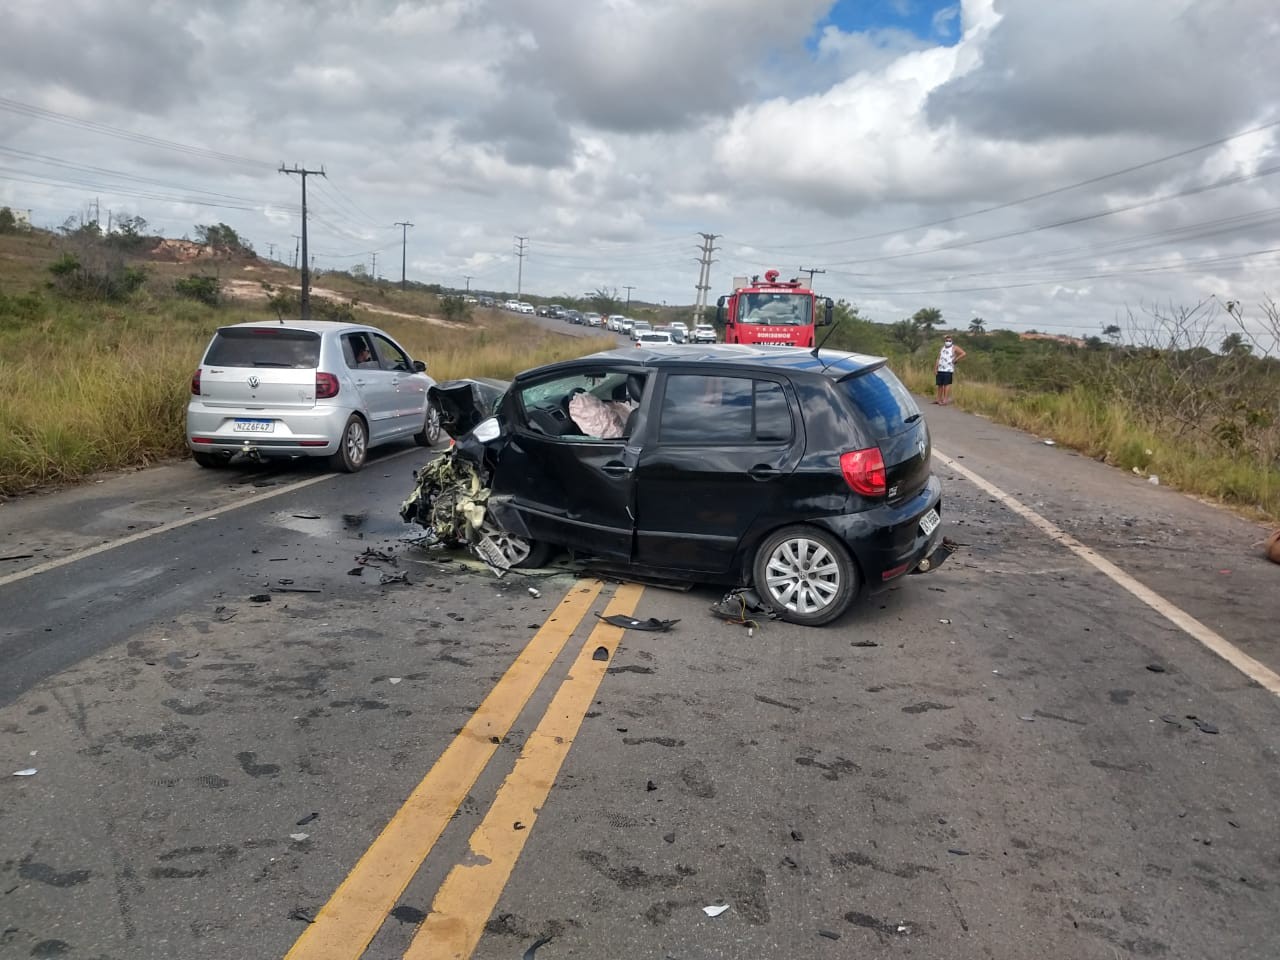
[286,579,642,960]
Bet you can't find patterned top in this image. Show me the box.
[937,344,957,373]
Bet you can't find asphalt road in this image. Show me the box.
[1,404,1277,960]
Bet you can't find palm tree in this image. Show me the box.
[911,307,942,334]
[968,317,986,334]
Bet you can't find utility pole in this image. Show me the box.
[370,251,378,280]
[799,266,826,285]
[623,285,635,308]
[513,236,528,299]
[267,242,275,261]
[463,275,474,292]
[692,233,720,325]
[279,164,326,321]
[292,234,301,270]
[394,220,413,290]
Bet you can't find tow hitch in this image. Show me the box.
[912,537,957,574]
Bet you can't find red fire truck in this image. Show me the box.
[715,269,834,348]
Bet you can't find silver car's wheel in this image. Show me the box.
[329,414,367,472]
[752,525,858,626]
[414,402,442,447]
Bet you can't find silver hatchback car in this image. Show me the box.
[186,321,440,472]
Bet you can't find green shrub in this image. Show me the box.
[174,275,221,306]
[439,295,471,323]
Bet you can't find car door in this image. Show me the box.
[341,332,399,442]
[489,367,644,560]
[370,332,429,437]
[632,371,803,573]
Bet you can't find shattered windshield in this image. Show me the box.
[736,293,812,326]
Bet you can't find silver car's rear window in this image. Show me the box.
[204,328,321,368]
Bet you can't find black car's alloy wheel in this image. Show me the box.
[752,525,858,626]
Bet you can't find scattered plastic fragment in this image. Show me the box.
[703,904,730,918]
[592,646,610,661]
[347,567,364,576]
[1146,664,1167,673]
[388,677,402,685]
[646,780,657,792]
[12,768,37,777]
[0,553,34,562]
[248,594,272,603]
[523,937,553,960]
[292,514,320,520]
[897,925,909,934]
[296,812,319,826]
[273,586,322,594]
[1148,475,1160,485]
[596,613,678,632]
[1019,715,1035,722]
[939,618,951,624]
[1159,715,1184,728]
[851,640,879,647]
[663,832,676,843]
[289,909,315,924]
[790,829,804,842]
[513,821,526,830]
[818,930,841,941]
[528,587,541,599]
[289,833,309,842]
[1043,439,1056,446]
[1187,715,1219,735]
[947,848,970,856]
[379,571,409,585]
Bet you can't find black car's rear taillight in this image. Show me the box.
[316,372,340,399]
[840,447,886,497]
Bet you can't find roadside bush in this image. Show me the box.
[439,295,471,323]
[312,297,357,324]
[47,251,147,302]
[0,207,18,234]
[174,275,221,307]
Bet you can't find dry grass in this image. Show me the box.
[0,232,612,495]
[898,360,1279,520]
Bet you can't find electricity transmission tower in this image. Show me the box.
[395,220,414,289]
[514,236,528,299]
[463,275,474,292]
[692,233,720,325]
[279,164,326,320]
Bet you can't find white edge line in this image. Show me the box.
[0,448,427,590]
[933,448,1280,697]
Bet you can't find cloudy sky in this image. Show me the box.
[2,0,1279,342]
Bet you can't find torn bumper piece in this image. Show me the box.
[910,536,958,574]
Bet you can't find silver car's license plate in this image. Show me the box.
[919,508,940,536]
[233,419,274,433]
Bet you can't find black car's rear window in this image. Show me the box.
[204,328,321,368]
[840,367,921,438]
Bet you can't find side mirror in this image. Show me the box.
[822,298,834,326]
[716,295,726,326]
[413,359,428,373]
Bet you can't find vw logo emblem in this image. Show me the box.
[918,437,927,456]
[248,375,260,389]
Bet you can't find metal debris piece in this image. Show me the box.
[596,613,678,632]
[248,594,272,603]
[296,812,319,826]
[1187,715,1219,735]
[818,930,841,941]
[292,514,320,520]
[851,640,879,647]
[1146,664,1167,673]
[289,909,315,924]
[646,780,657,792]
[664,832,676,843]
[523,936,553,960]
[947,848,970,856]
[0,553,34,562]
[790,830,804,842]
[272,586,323,594]
[378,571,409,585]
[347,567,364,576]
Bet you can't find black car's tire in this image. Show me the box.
[414,402,442,447]
[192,451,231,469]
[751,524,859,626]
[329,414,368,473]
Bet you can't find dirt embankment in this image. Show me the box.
[220,278,459,328]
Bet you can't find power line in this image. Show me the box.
[799,266,825,285]
[280,165,326,321]
[736,117,1280,254]
[0,95,275,171]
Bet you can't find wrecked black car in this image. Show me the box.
[402,345,949,626]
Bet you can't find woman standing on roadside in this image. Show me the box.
[934,335,966,405]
